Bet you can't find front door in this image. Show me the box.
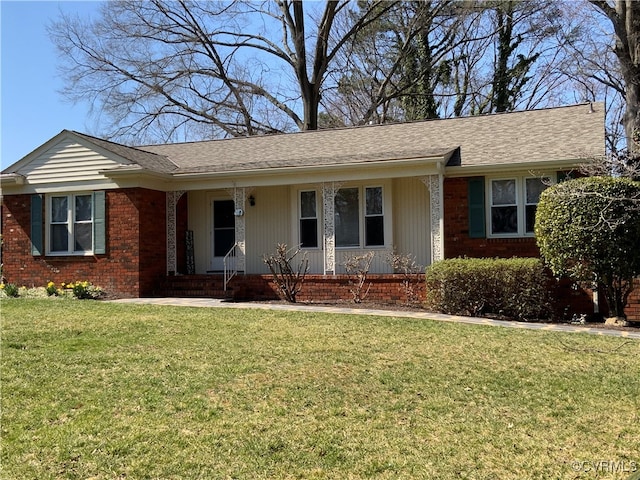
[211,199,235,271]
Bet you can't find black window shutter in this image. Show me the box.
[30,194,43,256]
[468,177,486,238]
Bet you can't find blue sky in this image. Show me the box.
[1,1,101,169]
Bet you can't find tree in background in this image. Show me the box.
[50,0,634,150]
[323,0,471,125]
[588,1,640,153]
[50,0,396,143]
[535,177,640,320]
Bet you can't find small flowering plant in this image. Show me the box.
[47,281,103,299]
[46,281,58,296]
[70,281,103,300]
[1,280,103,299]
[0,283,20,298]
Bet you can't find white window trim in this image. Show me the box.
[46,193,95,256]
[364,185,385,248]
[335,184,387,250]
[299,189,320,250]
[293,181,392,251]
[487,175,552,238]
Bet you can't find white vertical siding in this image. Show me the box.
[188,179,431,275]
[187,190,210,274]
[392,177,431,268]
[334,248,394,274]
[245,186,291,273]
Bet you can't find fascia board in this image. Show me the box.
[99,166,174,191]
[444,158,586,178]
[0,180,121,195]
[169,154,447,188]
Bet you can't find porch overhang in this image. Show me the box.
[166,148,459,191]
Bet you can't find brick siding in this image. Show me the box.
[443,177,540,258]
[1,188,166,298]
[441,176,639,321]
[3,182,638,321]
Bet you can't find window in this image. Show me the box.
[365,186,384,246]
[47,193,101,255]
[299,190,318,248]
[489,177,549,236]
[334,186,385,248]
[335,187,360,247]
[490,179,518,234]
[525,178,547,233]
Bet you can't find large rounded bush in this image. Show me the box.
[535,176,640,318]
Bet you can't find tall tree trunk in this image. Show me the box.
[590,0,640,152]
[493,1,515,113]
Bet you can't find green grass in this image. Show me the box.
[1,299,639,479]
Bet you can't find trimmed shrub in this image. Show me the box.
[535,176,640,319]
[425,257,550,321]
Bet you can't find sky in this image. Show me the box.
[1,1,101,169]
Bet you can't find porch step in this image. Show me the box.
[158,275,230,298]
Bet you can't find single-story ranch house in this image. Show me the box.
[2,102,638,319]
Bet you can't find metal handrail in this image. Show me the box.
[223,242,239,291]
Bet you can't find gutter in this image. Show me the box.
[444,158,587,177]
[169,153,452,180]
[0,173,26,186]
[99,165,174,181]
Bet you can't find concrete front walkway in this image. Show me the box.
[110,297,640,340]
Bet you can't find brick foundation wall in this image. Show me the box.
[230,274,426,305]
[1,188,166,298]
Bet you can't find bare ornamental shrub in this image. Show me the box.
[387,251,424,305]
[263,243,309,303]
[343,251,375,303]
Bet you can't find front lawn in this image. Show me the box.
[1,299,639,479]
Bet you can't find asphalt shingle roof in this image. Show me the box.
[134,103,604,175]
[72,131,178,174]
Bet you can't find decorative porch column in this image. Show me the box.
[233,187,246,272]
[166,190,186,275]
[422,175,444,263]
[322,182,339,274]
